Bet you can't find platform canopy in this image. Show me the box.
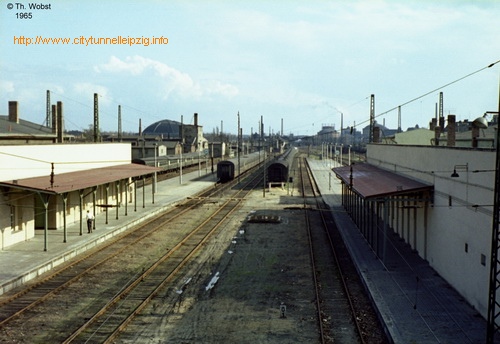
[332,162,433,200]
[0,164,161,195]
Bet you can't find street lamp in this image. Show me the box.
[348,145,352,166]
[450,163,468,178]
[179,141,183,185]
[340,144,343,166]
[334,143,337,165]
[198,142,201,177]
[153,143,158,193]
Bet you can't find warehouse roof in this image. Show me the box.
[332,162,433,199]
[0,164,161,195]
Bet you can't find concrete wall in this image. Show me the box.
[392,128,435,145]
[367,143,495,318]
[0,143,132,181]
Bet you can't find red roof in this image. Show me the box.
[332,163,433,199]
[0,164,161,194]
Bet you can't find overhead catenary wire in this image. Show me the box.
[0,150,132,166]
[353,59,500,129]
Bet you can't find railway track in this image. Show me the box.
[0,152,388,343]
[0,175,233,323]
[0,163,263,343]
[64,173,263,343]
[297,155,388,343]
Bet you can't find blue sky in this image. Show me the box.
[1,0,499,136]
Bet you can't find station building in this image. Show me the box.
[0,143,159,250]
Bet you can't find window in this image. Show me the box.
[465,243,468,253]
[10,204,23,232]
[481,254,487,266]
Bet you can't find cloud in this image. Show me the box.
[95,55,239,100]
[0,80,15,93]
[73,82,111,105]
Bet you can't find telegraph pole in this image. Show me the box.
[237,112,241,184]
[93,93,99,142]
[46,90,50,128]
[262,115,265,197]
[118,105,122,142]
[369,94,375,143]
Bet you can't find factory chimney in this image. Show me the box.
[57,101,64,143]
[52,104,57,135]
[447,114,455,147]
[429,118,437,131]
[8,101,19,124]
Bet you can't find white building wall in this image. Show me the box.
[0,189,35,249]
[367,144,495,318]
[0,143,131,181]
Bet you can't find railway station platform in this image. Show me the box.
[307,158,490,344]
[0,168,219,296]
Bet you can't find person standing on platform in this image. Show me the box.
[86,210,94,233]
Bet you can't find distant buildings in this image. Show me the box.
[0,101,73,144]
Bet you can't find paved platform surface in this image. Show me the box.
[0,157,494,343]
[307,158,492,344]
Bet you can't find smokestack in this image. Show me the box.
[57,101,64,143]
[8,101,19,123]
[194,112,198,126]
[52,104,57,135]
[447,114,455,147]
[430,118,437,131]
[139,118,142,136]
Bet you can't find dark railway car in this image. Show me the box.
[267,161,288,183]
[216,151,262,183]
[217,160,235,183]
[266,147,297,185]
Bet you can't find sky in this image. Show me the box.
[0,0,499,136]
